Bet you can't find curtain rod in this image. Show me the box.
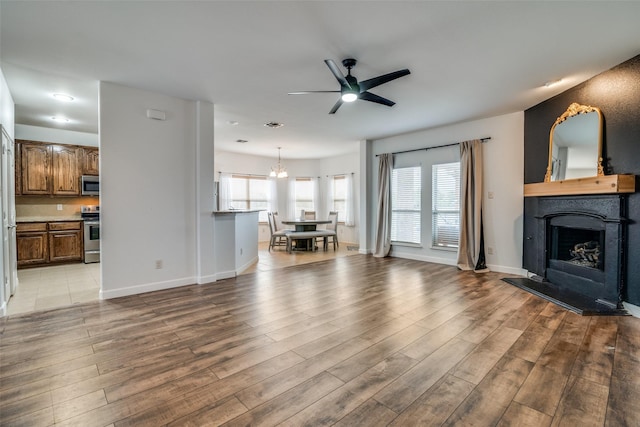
[325,172,355,177]
[375,137,491,157]
[218,172,268,178]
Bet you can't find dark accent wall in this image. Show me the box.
[524,54,640,305]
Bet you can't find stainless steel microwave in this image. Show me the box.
[81,175,100,196]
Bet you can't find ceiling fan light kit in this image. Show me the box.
[289,58,410,114]
[341,91,358,103]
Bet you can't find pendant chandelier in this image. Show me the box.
[269,147,288,178]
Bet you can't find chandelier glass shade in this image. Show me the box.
[270,147,288,178]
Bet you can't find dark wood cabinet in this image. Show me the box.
[17,222,49,267]
[49,222,83,262]
[51,145,81,196]
[17,221,83,267]
[15,140,21,196]
[20,142,52,195]
[16,140,98,197]
[81,147,99,176]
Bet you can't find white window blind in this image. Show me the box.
[432,162,460,248]
[332,175,347,222]
[391,166,421,244]
[295,178,315,213]
[230,175,269,222]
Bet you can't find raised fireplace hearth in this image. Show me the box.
[515,194,629,314]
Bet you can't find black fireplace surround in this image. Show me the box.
[519,194,628,313]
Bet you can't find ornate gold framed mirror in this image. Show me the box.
[544,102,604,182]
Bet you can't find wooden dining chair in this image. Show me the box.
[316,211,339,250]
[267,212,289,251]
[272,211,292,231]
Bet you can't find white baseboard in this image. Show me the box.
[100,276,196,300]
[358,248,372,255]
[389,252,525,276]
[215,270,237,280]
[390,251,457,266]
[196,274,217,285]
[623,302,640,318]
[237,256,259,275]
[0,300,6,317]
[486,264,527,276]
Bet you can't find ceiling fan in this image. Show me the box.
[288,58,411,114]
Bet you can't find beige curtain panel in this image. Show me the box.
[457,139,489,272]
[374,153,392,257]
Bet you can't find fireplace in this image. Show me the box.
[512,194,629,314]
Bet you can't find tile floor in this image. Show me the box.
[6,262,101,316]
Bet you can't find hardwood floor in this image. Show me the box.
[1,255,639,426]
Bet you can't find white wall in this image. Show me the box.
[318,151,359,244]
[367,112,525,275]
[195,102,216,284]
[0,67,15,315]
[214,149,360,243]
[15,124,98,146]
[0,70,15,140]
[99,82,215,298]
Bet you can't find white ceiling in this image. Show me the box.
[2,1,640,159]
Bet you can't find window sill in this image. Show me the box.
[391,241,422,248]
[431,245,458,252]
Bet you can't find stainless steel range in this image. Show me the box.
[81,205,100,263]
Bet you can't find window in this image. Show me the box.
[294,177,315,214]
[391,166,421,244]
[331,175,347,222]
[230,175,269,222]
[432,162,460,248]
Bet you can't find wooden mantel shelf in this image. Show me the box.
[524,174,636,197]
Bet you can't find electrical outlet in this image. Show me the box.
[240,248,243,255]
[488,191,494,199]
[155,260,163,269]
[487,247,494,255]
[57,204,63,211]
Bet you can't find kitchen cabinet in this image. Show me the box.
[20,142,51,195]
[15,140,21,195]
[17,221,83,267]
[17,222,49,267]
[81,147,99,176]
[16,140,97,197]
[48,222,83,262]
[52,145,81,196]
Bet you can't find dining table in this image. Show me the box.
[280,219,332,251]
[280,219,331,232]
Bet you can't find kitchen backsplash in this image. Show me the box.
[16,196,100,218]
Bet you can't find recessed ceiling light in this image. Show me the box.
[52,93,74,102]
[51,116,70,123]
[264,121,284,128]
[544,79,562,88]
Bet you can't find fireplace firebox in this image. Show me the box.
[513,194,629,314]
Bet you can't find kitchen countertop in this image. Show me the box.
[213,209,263,215]
[17,216,85,223]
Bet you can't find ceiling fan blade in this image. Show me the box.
[324,59,351,89]
[359,69,410,92]
[329,98,344,114]
[288,90,340,95]
[360,91,395,107]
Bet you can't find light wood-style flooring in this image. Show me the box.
[5,241,358,316]
[1,255,639,426]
